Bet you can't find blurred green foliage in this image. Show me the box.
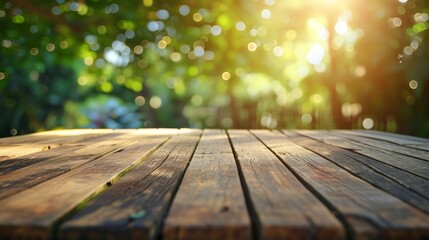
[0,0,428,137]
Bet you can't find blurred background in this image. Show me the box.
[1,0,428,137]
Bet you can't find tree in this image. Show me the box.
[1,0,428,137]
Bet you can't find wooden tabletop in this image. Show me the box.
[0,129,428,240]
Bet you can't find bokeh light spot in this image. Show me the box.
[135,96,146,106]
[362,118,374,129]
[273,46,284,57]
[150,96,162,109]
[170,52,182,62]
[354,66,366,77]
[410,40,419,50]
[335,20,348,35]
[261,9,271,19]
[12,15,25,23]
[156,9,169,20]
[191,95,203,106]
[306,44,325,65]
[46,43,55,52]
[30,48,39,56]
[97,25,107,34]
[311,94,322,104]
[235,21,246,31]
[180,44,191,54]
[409,80,418,89]
[60,41,69,49]
[403,46,413,55]
[0,72,6,80]
[84,57,94,66]
[211,25,222,36]
[301,113,312,124]
[29,71,39,81]
[100,82,113,93]
[77,76,88,86]
[133,45,143,54]
[143,0,153,7]
[390,17,402,28]
[158,40,167,49]
[115,75,126,84]
[10,129,17,136]
[2,40,12,48]
[222,72,231,80]
[179,5,190,16]
[247,42,257,51]
[194,46,205,57]
[193,13,203,22]
[188,66,199,76]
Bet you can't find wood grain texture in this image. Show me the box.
[163,129,251,240]
[295,130,429,180]
[0,129,113,161]
[295,130,429,200]
[349,130,429,152]
[60,129,201,240]
[286,131,429,214]
[0,129,106,145]
[0,129,428,240]
[0,129,175,240]
[254,130,429,240]
[333,130,429,161]
[230,130,344,240]
[0,132,142,200]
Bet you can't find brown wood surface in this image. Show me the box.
[0,129,428,240]
[164,129,251,240]
[230,130,344,240]
[334,130,429,161]
[254,130,429,239]
[0,129,175,240]
[0,129,103,145]
[60,129,201,240]
[287,130,429,214]
[0,132,142,200]
[348,130,429,151]
[0,129,112,161]
[295,130,429,180]
[295,130,429,200]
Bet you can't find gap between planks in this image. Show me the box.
[0,129,178,240]
[254,130,429,239]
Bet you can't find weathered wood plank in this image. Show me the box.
[0,129,113,145]
[229,130,344,240]
[0,132,143,200]
[334,130,429,160]
[0,129,176,240]
[295,130,429,200]
[349,130,429,152]
[284,131,429,214]
[295,130,429,180]
[163,129,251,240]
[0,129,113,161]
[0,132,128,175]
[59,129,201,240]
[254,130,429,239]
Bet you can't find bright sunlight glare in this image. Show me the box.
[335,20,348,35]
[306,44,325,65]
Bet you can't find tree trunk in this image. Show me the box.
[326,15,349,129]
